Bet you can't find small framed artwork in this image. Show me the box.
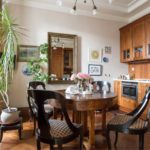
[105,46,111,54]
[17,45,40,62]
[89,49,102,63]
[88,64,103,76]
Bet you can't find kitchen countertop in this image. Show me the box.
[114,79,150,83]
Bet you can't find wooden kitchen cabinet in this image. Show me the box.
[120,25,133,62]
[132,18,146,60]
[120,14,150,62]
[114,80,137,112]
[145,15,150,58]
[115,80,150,117]
[114,80,136,111]
[114,80,121,105]
[120,96,137,112]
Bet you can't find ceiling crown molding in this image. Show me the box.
[128,0,149,13]
[7,0,150,23]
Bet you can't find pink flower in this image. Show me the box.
[76,72,91,80]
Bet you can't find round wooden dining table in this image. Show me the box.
[55,91,117,149]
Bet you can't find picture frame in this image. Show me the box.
[88,64,103,76]
[105,46,111,54]
[89,49,102,63]
[17,45,39,62]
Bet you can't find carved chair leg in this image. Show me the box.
[114,131,118,146]
[0,128,3,142]
[36,138,41,150]
[33,117,36,135]
[106,129,111,150]
[50,144,54,150]
[18,126,22,140]
[58,141,62,150]
[139,134,144,150]
[80,127,83,150]
[28,110,32,122]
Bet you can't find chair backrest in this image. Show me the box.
[124,87,150,128]
[27,81,46,117]
[28,81,46,90]
[97,81,111,93]
[27,89,79,139]
[133,87,150,118]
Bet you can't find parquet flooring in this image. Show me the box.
[0,111,150,150]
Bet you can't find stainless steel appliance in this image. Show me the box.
[122,81,138,100]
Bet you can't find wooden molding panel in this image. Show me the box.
[128,62,150,79]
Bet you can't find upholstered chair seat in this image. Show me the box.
[106,88,150,150]
[28,89,83,150]
[49,119,82,138]
[108,114,148,132]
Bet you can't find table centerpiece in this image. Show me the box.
[70,72,93,94]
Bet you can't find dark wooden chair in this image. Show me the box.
[106,87,150,150]
[97,81,111,93]
[95,81,111,114]
[27,81,53,135]
[28,89,83,150]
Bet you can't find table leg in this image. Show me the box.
[81,112,88,135]
[102,109,106,130]
[73,111,81,123]
[88,110,95,149]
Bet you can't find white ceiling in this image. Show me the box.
[7,0,150,23]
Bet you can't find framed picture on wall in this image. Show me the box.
[105,46,111,54]
[89,49,102,63]
[88,64,103,76]
[17,45,40,62]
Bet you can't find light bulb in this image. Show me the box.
[56,0,62,6]
[70,6,77,15]
[109,0,113,4]
[92,6,97,15]
[62,43,65,49]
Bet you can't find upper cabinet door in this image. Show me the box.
[120,25,133,62]
[132,19,146,60]
[145,14,150,58]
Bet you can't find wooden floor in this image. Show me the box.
[1,111,150,150]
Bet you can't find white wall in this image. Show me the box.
[8,4,128,107]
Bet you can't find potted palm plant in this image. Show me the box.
[0,4,23,123]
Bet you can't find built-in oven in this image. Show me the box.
[122,81,138,100]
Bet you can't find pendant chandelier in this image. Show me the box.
[52,37,65,50]
[70,0,98,15]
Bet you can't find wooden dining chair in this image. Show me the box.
[28,89,83,150]
[27,81,53,135]
[97,81,111,93]
[106,87,150,150]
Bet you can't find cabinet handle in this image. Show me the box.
[148,44,150,56]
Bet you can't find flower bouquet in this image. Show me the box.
[70,73,93,94]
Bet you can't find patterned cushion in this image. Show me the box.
[48,119,80,138]
[108,114,148,130]
[129,118,148,130]
[108,114,133,125]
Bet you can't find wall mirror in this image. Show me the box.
[48,32,78,84]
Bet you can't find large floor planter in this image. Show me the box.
[1,108,20,124]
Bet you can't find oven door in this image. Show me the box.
[122,82,138,100]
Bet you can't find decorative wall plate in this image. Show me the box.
[103,57,109,63]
